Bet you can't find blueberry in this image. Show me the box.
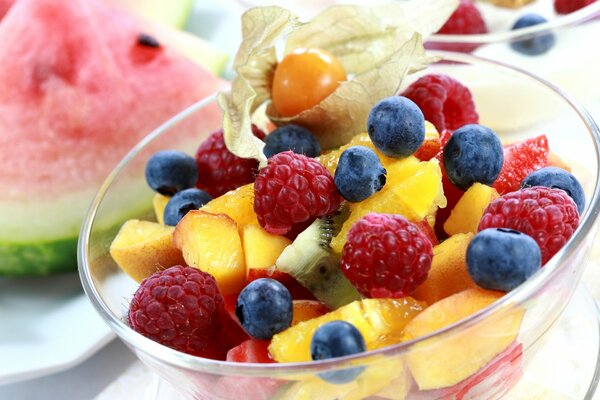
[367,96,425,158]
[163,188,212,226]
[334,146,386,202]
[263,125,321,158]
[521,167,585,214]
[235,278,293,340]
[443,124,503,190]
[145,150,198,195]
[467,228,541,291]
[510,14,555,56]
[310,321,366,384]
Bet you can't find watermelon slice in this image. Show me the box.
[0,0,226,275]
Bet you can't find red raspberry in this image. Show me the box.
[341,213,433,298]
[555,0,596,14]
[128,265,227,359]
[254,151,342,235]
[478,187,579,265]
[402,74,479,132]
[195,125,266,197]
[427,0,488,53]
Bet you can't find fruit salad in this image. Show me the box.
[106,3,589,399]
[109,64,585,400]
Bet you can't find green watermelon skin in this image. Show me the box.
[0,237,78,276]
[0,0,226,275]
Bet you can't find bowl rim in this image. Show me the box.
[78,50,600,375]
[430,1,600,44]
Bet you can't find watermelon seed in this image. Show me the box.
[137,33,161,48]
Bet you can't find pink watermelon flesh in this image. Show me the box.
[0,0,225,274]
[0,0,224,201]
[0,0,14,20]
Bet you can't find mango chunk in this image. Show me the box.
[152,193,170,224]
[444,183,499,236]
[241,223,291,278]
[201,183,258,228]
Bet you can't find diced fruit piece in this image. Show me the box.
[403,288,524,390]
[280,357,407,400]
[416,341,523,400]
[109,219,184,282]
[478,187,579,265]
[263,125,321,158]
[493,135,549,195]
[444,183,499,236]
[242,224,292,277]
[341,213,433,299]
[226,339,274,363]
[331,156,446,253]
[367,96,425,158]
[414,121,441,161]
[152,193,170,224]
[511,14,555,56]
[443,124,503,191]
[467,228,541,291]
[521,166,585,214]
[317,133,397,175]
[334,146,387,202]
[413,233,477,304]
[128,266,230,359]
[200,183,258,227]
[547,151,571,172]
[310,321,366,384]
[236,278,293,340]
[163,188,212,226]
[271,47,346,117]
[275,214,361,310]
[292,300,330,326]
[269,297,426,363]
[173,211,246,295]
[254,151,342,236]
[401,74,479,131]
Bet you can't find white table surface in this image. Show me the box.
[3,0,600,399]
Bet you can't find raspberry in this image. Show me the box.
[195,125,266,197]
[401,74,479,132]
[428,0,488,53]
[478,187,579,265]
[253,151,342,235]
[128,265,227,358]
[555,0,596,14]
[341,213,433,298]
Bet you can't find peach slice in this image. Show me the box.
[152,193,170,224]
[200,183,258,228]
[444,183,499,236]
[241,223,291,278]
[291,300,329,326]
[403,288,524,391]
[413,233,477,304]
[109,219,184,282]
[173,210,246,295]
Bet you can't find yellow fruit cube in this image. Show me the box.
[241,223,291,278]
[152,193,170,224]
[413,233,477,304]
[109,219,184,282]
[173,211,246,295]
[444,183,499,236]
[331,157,446,253]
[269,297,426,363]
[403,288,524,390]
[200,183,258,228]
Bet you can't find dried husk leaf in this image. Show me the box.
[268,34,434,149]
[284,0,458,74]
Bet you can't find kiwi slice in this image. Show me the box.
[275,206,361,310]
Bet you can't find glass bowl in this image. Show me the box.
[428,0,600,105]
[79,52,600,400]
